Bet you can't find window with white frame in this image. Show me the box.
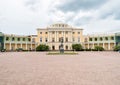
[78,37,80,42]
[73,37,75,42]
[40,37,42,42]
[45,38,48,42]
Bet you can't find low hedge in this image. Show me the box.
[36,44,49,51]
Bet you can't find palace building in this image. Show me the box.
[36,23,84,50]
[0,23,120,51]
[0,32,36,51]
[84,32,120,50]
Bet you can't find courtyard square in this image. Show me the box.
[0,52,120,85]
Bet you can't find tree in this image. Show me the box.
[94,46,104,51]
[72,44,83,51]
[114,45,120,51]
[36,44,49,51]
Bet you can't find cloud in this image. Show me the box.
[25,0,38,6]
[57,0,108,12]
[0,0,120,35]
[98,0,120,20]
[24,0,41,11]
[73,16,93,26]
[49,0,109,27]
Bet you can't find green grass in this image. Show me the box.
[47,51,78,55]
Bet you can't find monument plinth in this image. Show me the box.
[60,37,64,53]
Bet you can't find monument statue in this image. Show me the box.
[60,37,64,53]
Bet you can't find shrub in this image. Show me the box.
[84,48,91,51]
[114,45,120,51]
[94,46,104,51]
[16,48,23,52]
[36,44,49,51]
[72,44,83,51]
[1,49,6,52]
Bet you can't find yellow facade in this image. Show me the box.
[2,23,118,51]
[84,33,116,50]
[37,23,84,50]
[4,34,36,51]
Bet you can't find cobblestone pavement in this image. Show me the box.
[0,52,120,85]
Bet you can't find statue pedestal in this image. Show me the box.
[60,48,64,53]
[59,37,64,53]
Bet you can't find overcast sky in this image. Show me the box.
[0,0,120,35]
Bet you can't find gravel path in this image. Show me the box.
[0,52,120,85]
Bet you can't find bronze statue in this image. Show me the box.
[60,37,64,53]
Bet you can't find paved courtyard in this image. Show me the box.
[0,52,120,85]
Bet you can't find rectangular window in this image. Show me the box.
[89,38,92,41]
[100,37,103,41]
[40,32,42,34]
[78,37,80,42]
[105,37,108,40]
[95,38,97,41]
[23,38,25,41]
[59,24,61,27]
[65,38,68,42]
[18,38,20,41]
[28,38,31,41]
[12,37,15,41]
[85,38,88,42]
[59,38,61,42]
[6,37,9,41]
[59,32,61,34]
[52,38,55,42]
[111,37,114,40]
[45,32,48,34]
[78,32,80,34]
[73,38,75,42]
[52,31,55,34]
[32,38,35,43]
[40,37,42,42]
[45,38,48,42]
[65,31,68,34]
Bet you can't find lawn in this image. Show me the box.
[47,51,78,55]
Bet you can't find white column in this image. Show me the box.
[26,42,27,50]
[92,43,94,49]
[31,43,32,50]
[48,31,49,42]
[63,31,65,42]
[88,43,90,49]
[35,43,37,51]
[48,31,50,42]
[55,31,56,42]
[70,31,71,42]
[108,43,110,50]
[114,42,116,47]
[83,43,85,49]
[98,43,99,46]
[56,31,58,42]
[21,43,22,48]
[10,42,11,50]
[103,43,105,48]
[15,43,17,49]
[49,31,51,42]
[4,43,6,49]
[93,43,95,49]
